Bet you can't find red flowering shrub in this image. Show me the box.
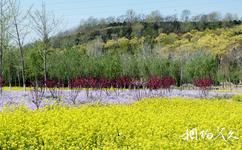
[193,78,213,97]
[70,78,82,88]
[69,76,176,90]
[161,76,176,89]
[69,77,92,88]
[112,76,133,88]
[70,76,147,89]
[70,77,88,88]
[86,77,98,88]
[193,78,213,89]
[97,78,111,88]
[147,76,176,90]
[147,76,162,89]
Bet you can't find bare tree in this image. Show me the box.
[145,10,163,23]
[9,0,31,89]
[207,12,221,22]
[30,80,45,109]
[125,9,137,23]
[223,13,238,21]
[30,1,59,84]
[181,9,191,22]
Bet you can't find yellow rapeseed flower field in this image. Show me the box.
[0,97,241,149]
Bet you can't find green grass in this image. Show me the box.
[0,97,241,149]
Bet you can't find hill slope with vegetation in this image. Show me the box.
[3,10,242,87]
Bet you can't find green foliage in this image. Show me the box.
[183,51,218,81]
[48,47,82,80]
[3,48,19,85]
[25,44,43,80]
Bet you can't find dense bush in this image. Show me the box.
[193,78,213,89]
[97,78,111,88]
[147,76,176,89]
[147,76,163,89]
[69,78,82,88]
[45,79,63,88]
[112,76,133,88]
[193,78,213,97]
[160,76,176,89]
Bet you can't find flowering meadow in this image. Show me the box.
[0,98,241,149]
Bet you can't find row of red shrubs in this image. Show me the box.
[45,76,176,89]
[0,76,213,90]
[46,76,213,90]
[67,76,177,89]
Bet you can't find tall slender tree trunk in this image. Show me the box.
[43,33,49,88]
[17,71,21,87]
[8,66,11,90]
[43,48,47,85]
[180,66,183,87]
[35,75,38,87]
[14,20,26,90]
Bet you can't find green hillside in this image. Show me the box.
[3,12,242,87]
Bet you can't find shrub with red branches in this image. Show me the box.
[68,78,84,104]
[45,79,63,101]
[30,80,45,109]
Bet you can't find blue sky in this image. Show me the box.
[22,0,242,30]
